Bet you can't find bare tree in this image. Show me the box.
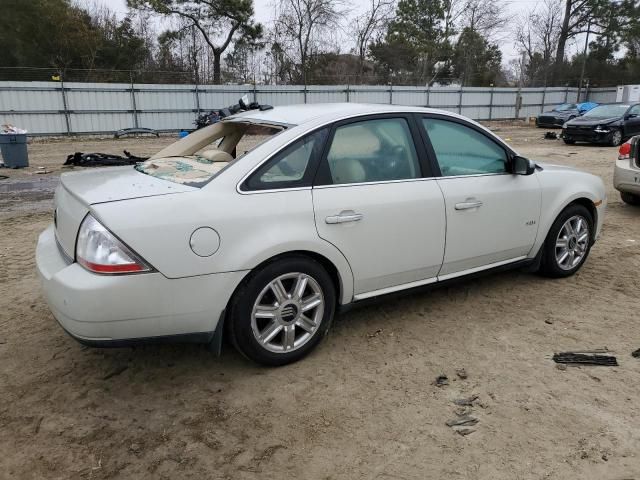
[350,0,395,83]
[128,0,262,84]
[515,0,563,85]
[276,0,344,85]
[459,0,510,39]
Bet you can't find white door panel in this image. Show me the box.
[437,174,542,276]
[313,180,446,295]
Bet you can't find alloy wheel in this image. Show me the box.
[611,130,622,146]
[555,215,590,271]
[251,272,325,353]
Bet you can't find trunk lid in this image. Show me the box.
[60,166,196,205]
[54,166,196,258]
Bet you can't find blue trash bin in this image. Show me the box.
[0,134,29,168]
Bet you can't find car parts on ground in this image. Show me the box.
[64,151,149,167]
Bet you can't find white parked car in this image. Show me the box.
[614,136,640,205]
[36,103,606,365]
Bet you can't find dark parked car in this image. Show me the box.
[562,103,640,146]
[536,103,583,128]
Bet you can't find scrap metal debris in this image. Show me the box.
[455,368,468,380]
[114,127,158,139]
[64,150,149,167]
[453,394,479,406]
[367,328,383,338]
[102,365,128,380]
[445,415,478,427]
[553,352,618,366]
[544,131,559,140]
[434,374,449,387]
[632,348,640,358]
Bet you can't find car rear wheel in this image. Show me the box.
[228,255,336,366]
[610,129,623,147]
[563,137,575,144]
[540,204,593,278]
[621,192,640,206]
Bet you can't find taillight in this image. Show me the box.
[75,214,152,274]
[619,141,631,160]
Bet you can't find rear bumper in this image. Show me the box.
[614,159,640,195]
[36,224,247,344]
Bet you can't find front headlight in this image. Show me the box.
[594,125,610,133]
[562,122,569,129]
[76,214,152,274]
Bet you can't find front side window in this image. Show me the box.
[422,118,507,177]
[324,118,420,185]
[244,128,328,190]
[628,105,640,116]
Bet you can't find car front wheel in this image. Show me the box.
[228,255,336,366]
[540,204,593,277]
[610,129,623,146]
[621,192,640,206]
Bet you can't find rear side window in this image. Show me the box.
[324,118,420,185]
[422,118,507,176]
[243,128,328,191]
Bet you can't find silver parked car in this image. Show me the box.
[614,136,640,205]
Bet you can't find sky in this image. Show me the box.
[104,0,585,65]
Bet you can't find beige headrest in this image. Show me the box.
[331,158,367,184]
[200,149,233,162]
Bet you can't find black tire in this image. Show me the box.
[621,192,640,206]
[563,137,576,144]
[540,204,594,278]
[609,128,623,147]
[228,255,336,366]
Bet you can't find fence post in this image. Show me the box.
[389,83,393,104]
[59,77,72,136]
[253,82,258,104]
[488,86,494,120]
[346,83,350,102]
[303,83,307,103]
[129,72,139,129]
[458,87,463,114]
[515,86,522,119]
[425,85,430,107]
[564,86,569,103]
[541,87,547,113]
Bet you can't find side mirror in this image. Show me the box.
[626,113,638,120]
[512,155,535,175]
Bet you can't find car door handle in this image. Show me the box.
[325,211,364,224]
[455,200,483,210]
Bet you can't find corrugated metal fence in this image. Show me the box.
[0,81,618,135]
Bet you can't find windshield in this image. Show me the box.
[135,121,284,187]
[554,103,576,112]
[583,104,629,118]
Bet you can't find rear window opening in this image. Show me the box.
[135,121,285,187]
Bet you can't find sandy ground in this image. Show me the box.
[1,125,640,479]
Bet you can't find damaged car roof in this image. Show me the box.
[225,103,455,127]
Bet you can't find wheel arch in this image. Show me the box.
[226,249,352,314]
[531,188,602,259]
[568,197,597,238]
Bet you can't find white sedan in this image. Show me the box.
[36,103,606,365]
